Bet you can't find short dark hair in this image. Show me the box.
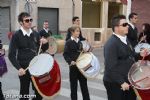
[18,12,30,23]
[128,12,138,21]
[44,20,49,23]
[72,16,79,22]
[111,15,126,32]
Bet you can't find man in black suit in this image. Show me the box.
[127,13,138,47]
[103,15,144,100]
[65,16,86,41]
[39,20,52,38]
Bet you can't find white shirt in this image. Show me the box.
[113,32,127,45]
[20,27,32,37]
[128,22,135,29]
[71,36,79,43]
[44,28,49,33]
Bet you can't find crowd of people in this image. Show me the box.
[0,11,150,100]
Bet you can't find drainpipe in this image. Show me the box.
[127,0,132,22]
[72,0,75,17]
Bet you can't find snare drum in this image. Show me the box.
[135,43,150,53]
[29,53,61,99]
[128,60,150,100]
[76,52,100,79]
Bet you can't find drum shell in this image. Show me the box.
[136,89,150,100]
[31,60,61,99]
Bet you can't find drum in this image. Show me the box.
[81,40,91,52]
[128,60,150,100]
[135,43,150,53]
[76,52,100,79]
[135,43,150,60]
[28,53,61,99]
[47,37,57,55]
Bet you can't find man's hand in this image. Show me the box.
[70,61,76,66]
[140,49,149,57]
[121,82,130,91]
[18,68,26,76]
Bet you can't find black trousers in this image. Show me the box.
[0,82,4,100]
[19,71,42,100]
[103,81,136,100]
[69,66,90,100]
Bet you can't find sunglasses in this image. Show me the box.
[119,23,128,27]
[23,18,33,23]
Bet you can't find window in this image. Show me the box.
[82,0,101,28]
[108,2,123,28]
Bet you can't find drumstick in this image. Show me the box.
[69,50,84,66]
[129,76,149,87]
[139,49,148,72]
[25,42,42,71]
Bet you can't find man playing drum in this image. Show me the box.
[103,15,146,100]
[63,25,90,100]
[8,12,49,100]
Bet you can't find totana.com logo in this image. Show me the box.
[3,89,36,100]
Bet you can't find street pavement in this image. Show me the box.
[1,46,107,100]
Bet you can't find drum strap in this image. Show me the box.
[38,73,51,84]
[82,64,92,71]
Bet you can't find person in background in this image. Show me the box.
[65,16,86,41]
[39,20,52,38]
[127,12,138,47]
[138,23,150,44]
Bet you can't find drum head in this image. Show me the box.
[83,53,100,78]
[47,37,57,55]
[29,54,54,76]
[128,60,150,90]
[135,43,150,53]
[76,52,92,69]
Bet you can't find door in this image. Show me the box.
[38,8,59,35]
[0,7,10,44]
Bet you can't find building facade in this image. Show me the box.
[0,0,127,46]
[132,0,150,32]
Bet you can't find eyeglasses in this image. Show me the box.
[23,18,33,23]
[119,23,128,27]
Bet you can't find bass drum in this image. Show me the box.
[76,52,100,79]
[128,60,150,100]
[28,53,61,99]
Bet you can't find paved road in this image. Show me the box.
[1,47,107,100]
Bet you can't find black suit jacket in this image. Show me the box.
[39,29,52,38]
[127,24,138,47]
[63,39,82,65]
[103,34,139,85]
